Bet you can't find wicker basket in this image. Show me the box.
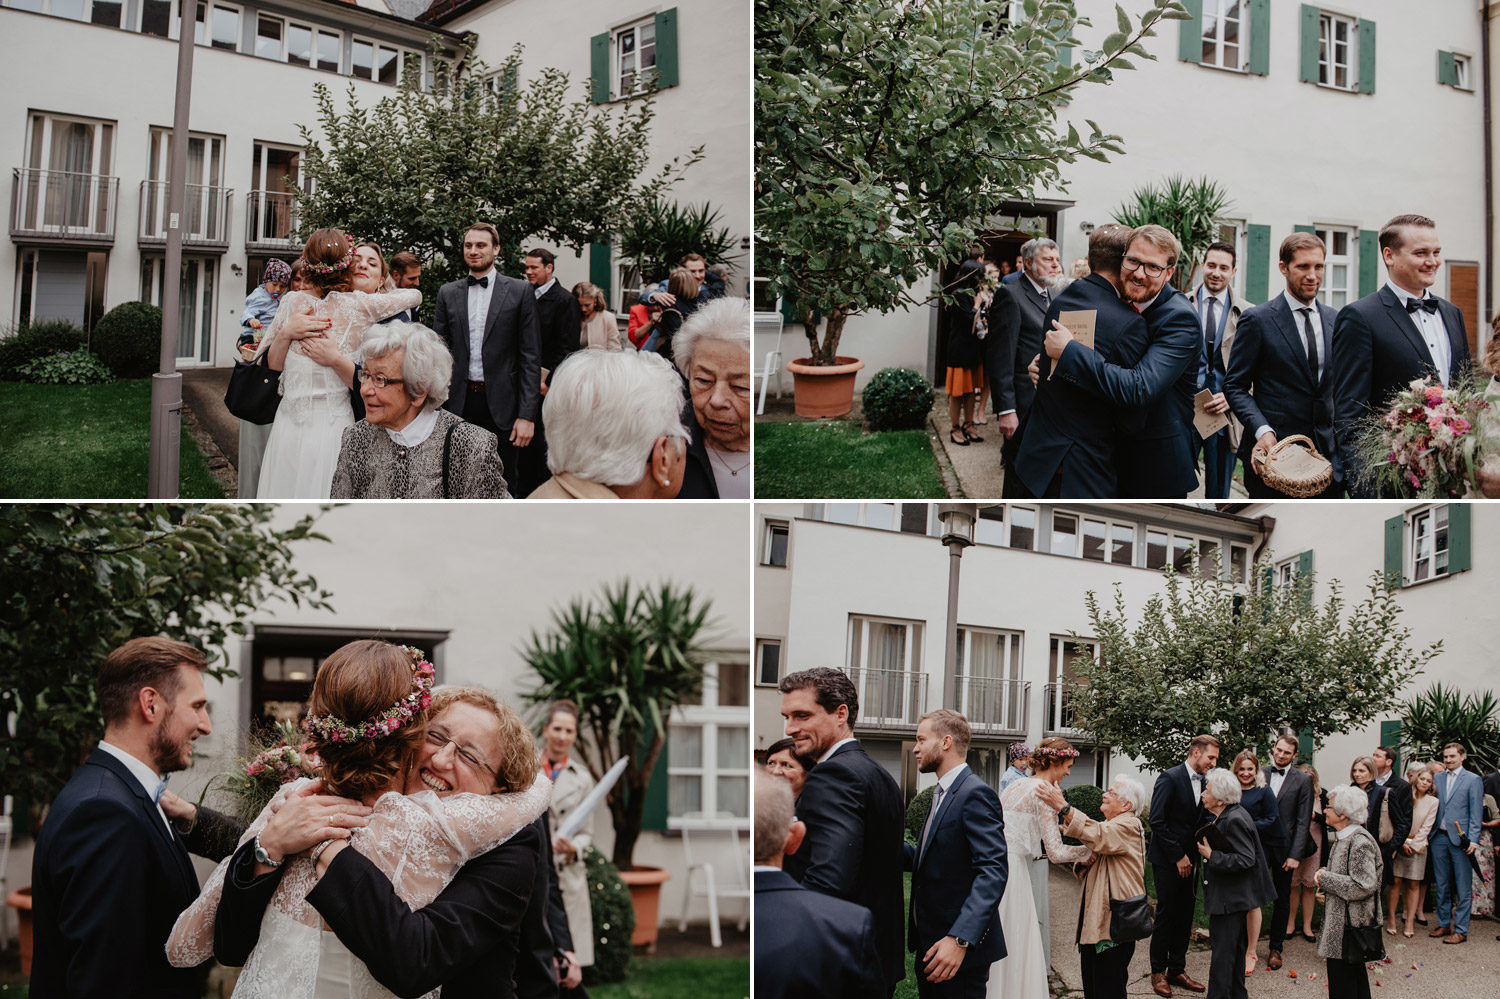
[1251,434,1333,498]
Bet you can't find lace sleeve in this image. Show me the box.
[1012,778,1090,864]
[344,289,422,326]
[253,290,315,360]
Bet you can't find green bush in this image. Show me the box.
[862,367,934,431]
[904,784,935,844]
[17,350,114,385]
[92,301,163,378]
[583,846,635,984]
[0,319,87,380]
[1062,783,1106,846]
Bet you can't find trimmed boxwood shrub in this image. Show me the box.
[1062,783,1106,845]
[905,784,935,844]
[93,301,164,378]
[583,846,634,984]
[863,366,935,431]
[17,350,114,385]
[0,319,87,380]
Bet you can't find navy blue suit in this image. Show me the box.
[1330,285,1471,496]
[30,749,210,999]
[1010,273,1149,497]
[1225,293,1342,496]
[755,868,884,998]
[1147,763,1207,979]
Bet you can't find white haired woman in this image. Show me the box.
[1036,778,1149,999]
[330,321,508,498]
[528,349,690,498]
[1196,768,1276,999]
[674,297,751,499]
[1316,784,1383,999]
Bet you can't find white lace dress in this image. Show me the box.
[256,288,421,499]
[988,778,1091,999]
[166,776,550,999]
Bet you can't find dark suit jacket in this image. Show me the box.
[1008,275,1051,426]
[534,281,583,379]
[1331,285,1471,496]
[784,739,906,992]
[981,283,1022,416]
[1011,272,1149,497]
[1225,294,1341,482]
[434,273,542,433]
[1201,803,1276,916]
[1147,763,1205,868]
[904,767,1008,966]
[1239,786,1286,865]
[1262,764,1316,862]
[754,868,884,998]
[30,749,210,999]
[516,815,571,999]
[1378,773,1413,867]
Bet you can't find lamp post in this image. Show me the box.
[936,504,977,711]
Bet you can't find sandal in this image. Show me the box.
[962,422,985,443]
[1245,954,1257,977]
[950,427,970,446]
[1403,930,1415,938]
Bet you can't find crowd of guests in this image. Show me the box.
[755,675,1500,999]
[234,227,751,500]
[947,213,1500,499]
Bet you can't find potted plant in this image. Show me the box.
[520,580,716,949]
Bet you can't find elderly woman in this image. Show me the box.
[1317,784,1384,999]
[528,349,690,498]
[330,322,508,498]
[763,738,815,801]
[1196,768,1276,999]
[674,296,751,499]
[1036,778,1148,999]
[571,282,624,351]
[1232,748,1283,974]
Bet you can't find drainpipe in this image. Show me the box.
[1484,1,1493,325]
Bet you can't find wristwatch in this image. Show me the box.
[253,833,285,869]
[953,937,971,949]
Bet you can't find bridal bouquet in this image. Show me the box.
[215,720,320,824]
[1356,375,1493,497]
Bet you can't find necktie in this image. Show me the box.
[1405,297,1440,314]
[1203,297,1219,369]
[1298,307,1319,382]
[919,785,945,856]
[1042,288,1051,308]
[152,776,169,803]
[467,275,489,287]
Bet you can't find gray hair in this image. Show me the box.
[673,296,751,378]
[1108,777,1147,815]
[1203,768,1242,805]
[358,321,453,410]
[754,766,795,864]
[1020,237,1059,265]
[1327,783,1369,824]
[543,350,690,487]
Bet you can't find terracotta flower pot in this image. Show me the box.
[618,866,671,951]
[786,356,865,418]
[6,886,32,975]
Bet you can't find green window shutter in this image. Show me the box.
[1055,44,1073,69]
[654,7,679,88]
[1297,549,1314,607]
[780,292,800,325]
[1179,0,1204,63]
[1383,514,1404,588]
[1294,224,1315,234]
[1299,4,1320,83]
[1447,503,1472,574]
[1358,229,1380,296]
[1357,19,1376,94]
[641,726,670,831]
[1261,564,1273,595]
[1247,0,1270,76]
[1297,727,1314,765]
[1437,50,1457,87]
[589,239,612,301]
[1245,224,1272,303]
[1379,720,1402,770]
[590,32,610,104]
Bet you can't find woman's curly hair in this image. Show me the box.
[429,686,539,793]
[307,640,428,800]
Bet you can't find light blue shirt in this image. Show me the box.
[96,740,172,831]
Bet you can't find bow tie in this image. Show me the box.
[1405,297,1439,314]
[1271,768,1285,776]
[152,776,169,803]
[468,275,490,287]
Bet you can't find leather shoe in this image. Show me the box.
[1442,932,1467,944]
[1429,924,1451,937]
[1151,972,1172,997]
[1168,972,1207,993]
[1267,950,1283,970]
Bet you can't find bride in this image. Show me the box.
[167,640,549,998]
[257,229,421,499]
[989,737,1091,999]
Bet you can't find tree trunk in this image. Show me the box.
[808,306,849,366]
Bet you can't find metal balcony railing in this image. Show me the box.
[246,190,302,250]
[957,676,1029,737]
[843,666,926,730]
[1043,681,1089,737]
[138,180,232,248]
[10,168,118,244]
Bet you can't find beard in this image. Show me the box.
[149,718,192,774]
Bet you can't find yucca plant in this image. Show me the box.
[520,580,716,869]
[616,196,740,285]
[1398,683,1500,774]
[1112,176,1233,292]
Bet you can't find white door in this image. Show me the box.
[26,113,113,234]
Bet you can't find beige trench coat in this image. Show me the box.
[1060,809,1147,946]
[547,756,598,965]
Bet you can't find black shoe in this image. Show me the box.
[1415,916,1428,926]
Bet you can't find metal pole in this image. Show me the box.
[942,540,963,709]
[148,4,197,498]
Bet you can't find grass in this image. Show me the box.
[0,381,224,498]
[592,955,749,999]
[755,421,946,498]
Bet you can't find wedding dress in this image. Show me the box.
[256,288,420,499]
[987,777,1091,999]
[166,775,550,999]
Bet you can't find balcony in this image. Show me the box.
[1043,681,1090,739]
[138,181,232,250]
[843,666,926,732]
[10,168,118,246]
[246,190,302,252]
[957,677,1029,737]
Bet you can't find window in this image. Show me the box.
[1229,543,1249,583]
[900,504,930,535]
[666,660,750,828]
[1315,226,1354,309]
[139,0,170,36]
[1318,12,1355,89]
[249,626,446,731]
[761,521,788,567]
[317,29,340,72]
[1453,54,1471,90]
[755,639,781,687]
[955,627,1024,731]
[15,248,107,331]
[847,615,924,726]
[614,16,657,97]
[351,37,374,80]
[144,128,224,242]
[20,112,115,236]
[1081,517,1134,565]
[1010,506,1036,551]
[1051,512,1078,557]
[255,13,281,59]
[8,0,118,22]
[591,9,677,104]
[1047,637,1097,732]
[140,255,216,362]
[1200,0,1242,70]
[1410,506,1450,582]
[1439,50,1473,91]
[1274,556,1297,590]
[286,22,312,67]
[1146,529,1168,570]
[974,506,1005,546]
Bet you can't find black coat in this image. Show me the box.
[981,282,1022,415]
[677,405,721,499]
[1378,774,1413,872]
[947,259,985,370]
[534,281,583,377]
[1239,785,1287,865]
[754,869,884,998]
[434,273,542,433]
[516,815,572,999]
[1201,803,1277,916]
[1263,764,1317,862]
[1147,763,1207,869]
[1008,275,1051,423]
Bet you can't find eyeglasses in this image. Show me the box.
[356,369,406,389]
[1122,254,1169,278]
[425,725,496,779]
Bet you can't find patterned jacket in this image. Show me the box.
[1316,823,1382,960]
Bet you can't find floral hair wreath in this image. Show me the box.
[1033,744,1081,762]
[305,236,357,275]
[303,645,434,743]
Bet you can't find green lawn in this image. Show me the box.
[755,421,946,498]
[593,955,748,999]
[0,381,224,498]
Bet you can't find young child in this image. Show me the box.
[238,258,291,360]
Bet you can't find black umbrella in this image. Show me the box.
[1454,822,1486,880]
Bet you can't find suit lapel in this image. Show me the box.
[1378,286,1437,371]
[1438,300,1468,380]
[88,751,198,894]
[485,277,513,350]
[918,769,967,869]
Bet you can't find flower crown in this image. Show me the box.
[303,646,434,743]
[306,242,357,275]
[1033,744,1080,762]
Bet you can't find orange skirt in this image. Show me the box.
[945,366,986,396]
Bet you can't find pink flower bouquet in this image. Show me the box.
[1356,376,1493,497]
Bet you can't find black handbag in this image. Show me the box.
[225,355,281,425]
[1105,829,1155,943]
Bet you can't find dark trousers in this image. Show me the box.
[1078,940,1133,999]
[463,386,521,497]
[1326,957,1372,999]
[1207,911,1249,999]
[1195,427,1235,499]
[1149,860,1197,975]
[915,959,989,999]
[516,417,549,497]
[1269,862,1294,951]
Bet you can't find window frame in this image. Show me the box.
[666,659,750,831]
[612,14,658,100]
[1314,225,1356,309]
[1452,53,1473,92]
[1407,504,1451,585]
[846,613,925,726]
[1199,0,1246,72]
[755,638,782,688]
[761,520,789,567]
[1317,10,1357,91]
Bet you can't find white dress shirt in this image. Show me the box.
[96,739,172,831]
[466,268,497,380]
[1386,280,1452,386]
[1268,766,1287,797]
[818,736,857,764]
[533,277,557,300]
[1253,290,1329,442]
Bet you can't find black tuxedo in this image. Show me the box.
[981,282,1021,417]
[1225,294,1343,496]
[534,281,583,378]
[1331,285,1471,496]
[904,768,1008,997]
[1147,763,1207,978]
[1262,762,1315,952]
[434,271,542,434]
[784,740,906,994]
[1202,803,1276,999]
[1011,273,1150,497]
[30,748,212,999]
[754,868,884,998]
